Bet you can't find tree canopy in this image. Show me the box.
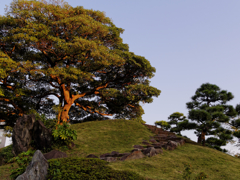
[156,83,239,152]
[185,83,238,151]
[0,0,160,126]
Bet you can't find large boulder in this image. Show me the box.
[16,150,49,180]
[32,120,53,151]
[43,150,67,160]
[12,114,35,156]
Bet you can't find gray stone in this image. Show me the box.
[16,150,48,180]
[133,145,144,150]
[100,153,111,160]
[155,148,163,154]
[105,157,117,162]
[12,114,35,156]
[43,150,67,160]
[121,150,145,161]
[142,147,156,157]
[110,151,120,157]
[168,140,178,149]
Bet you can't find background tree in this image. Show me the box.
[155,120,170,131]
[228,104,240,147]
[167,112,196,136]
[186,83,237,151]
[1,0,160,125]
[155,112,196,135]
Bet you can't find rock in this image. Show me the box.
[142,147,156,157]
[146,144,154,148]
[100,153,111,160]
[133,145,144,150]
[155,148,163,154]
[110,151,120,157]
[131,149,141,153]
[12,114,35,156]
[168,140,178,149]
[152,143,163,149]
[118,152,131,157]
[121,150,145,161]
[178,139,185,145]
[43,150,67,160]
[163,144,175,150]
[86,154,99,158]
[149,139,158,143]
[142,141,151,145]
[16,150,48,180]
[105,157,117,162]
[32,120,53,151]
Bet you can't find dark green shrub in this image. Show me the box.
[47,157,146,180]
[8,150,36,179]
[0,145,14,166]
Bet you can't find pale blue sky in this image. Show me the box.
[1,0,240,153]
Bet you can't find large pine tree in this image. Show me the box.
[0,0,160,125]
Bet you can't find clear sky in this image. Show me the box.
[1,0,240,153]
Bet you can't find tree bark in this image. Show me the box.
[198,131,206,146]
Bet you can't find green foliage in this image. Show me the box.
[52,122,77,147]
[47,157,146,180]
[1,0,160,124]
[183,83,236,149]
[182,163,208,180]
[130,116,146,124]
[8,150,35,179]
[0,145,14,165]
[154,120,170,130]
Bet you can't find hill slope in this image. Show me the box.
[1,119,240,180]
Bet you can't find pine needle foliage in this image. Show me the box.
[0,0,160,125]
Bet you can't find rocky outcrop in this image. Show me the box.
[16,150,49,180]
[12,114,35,156]
[43,150,67,160]
[12,114,54,156]
[86,124,186,163]
[32,120,53,151]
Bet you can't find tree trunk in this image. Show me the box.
[198,131,206,146]
[60,103,72,124]
[57,84,74,125]
[197,134,202,144]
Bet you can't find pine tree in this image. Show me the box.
[0,0,160,125]
[186,83,237,151]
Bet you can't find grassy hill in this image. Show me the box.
[1,119,240,179]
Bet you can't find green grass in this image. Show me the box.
[1,119,240,180]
